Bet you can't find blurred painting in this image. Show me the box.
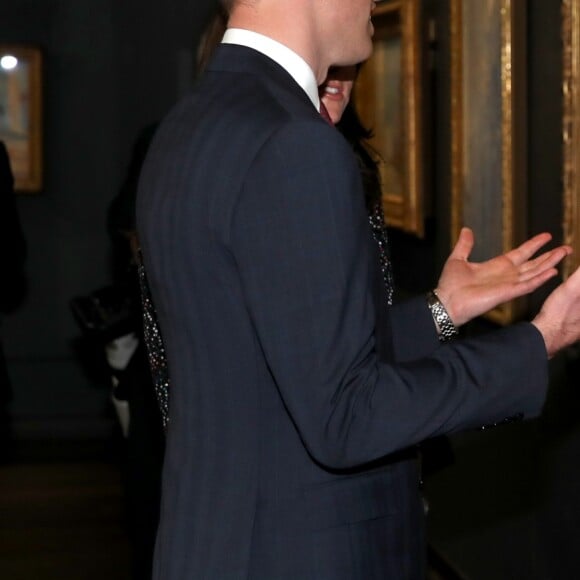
[562,0,580,279]
[458,0,503,263]
[0,45,42,192]
[355,0,423,236]
[374,24,405,200]
[450,0,527,323]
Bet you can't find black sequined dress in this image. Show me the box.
[138,257,170,429]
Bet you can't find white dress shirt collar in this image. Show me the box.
[222,28,320,111]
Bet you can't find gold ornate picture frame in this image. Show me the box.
[563,0,580,279]
[450,0,527,324]
[355,0,424,237]
[0,44,43,193]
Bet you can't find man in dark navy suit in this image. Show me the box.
[137,0,580,577]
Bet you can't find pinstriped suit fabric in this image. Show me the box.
[137,44,548,579]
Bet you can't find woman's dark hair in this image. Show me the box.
[197,6,229,73]
[336,103,382,211]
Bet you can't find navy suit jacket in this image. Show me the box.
[137,44,548,579]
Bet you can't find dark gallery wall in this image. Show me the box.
[111,0,216,162]
[1,0,121,439]
[0,0,214,438]
[527,0,565,312]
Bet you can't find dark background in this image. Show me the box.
[1,1,578,578]
[0,0,215,439]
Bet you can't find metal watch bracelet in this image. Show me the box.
[426,290,459,343]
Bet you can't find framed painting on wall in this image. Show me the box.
[355,0,424,237]
[0,44,43,193]
[450,0,527,324]
[563,0,580,280]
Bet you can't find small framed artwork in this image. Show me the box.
[450,0,527,324]
[355,0,424,237]
[562,0,580,280]
[0,44,43,193]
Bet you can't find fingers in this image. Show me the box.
[483,251,564,304]
[516,267,559,293]
[532,264,580,357]
[518,247,570,281]
[449,227,474,261]
[505,232,553,265]
[493,268,558,308]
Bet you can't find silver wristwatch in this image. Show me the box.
[426,290,459,343]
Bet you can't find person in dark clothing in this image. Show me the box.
[107,124,165,580]
[0,141,27,461]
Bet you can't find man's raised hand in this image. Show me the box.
[435,228,571,326]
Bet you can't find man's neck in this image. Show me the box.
[228,10,328,84]
[222,29,321,110]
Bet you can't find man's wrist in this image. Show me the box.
[427,289,459,343]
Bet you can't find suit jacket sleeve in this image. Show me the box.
[231,120,548,470]
[388,296,440,362]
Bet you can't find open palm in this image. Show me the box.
[435,228,571,326]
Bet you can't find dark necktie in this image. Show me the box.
[319,101,333,126]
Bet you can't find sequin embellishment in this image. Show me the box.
[138,258,170,429]
[368,202,394,306]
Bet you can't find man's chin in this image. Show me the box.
[360,35,374,61]
[341,47,372,69]
[357,47,373,65]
